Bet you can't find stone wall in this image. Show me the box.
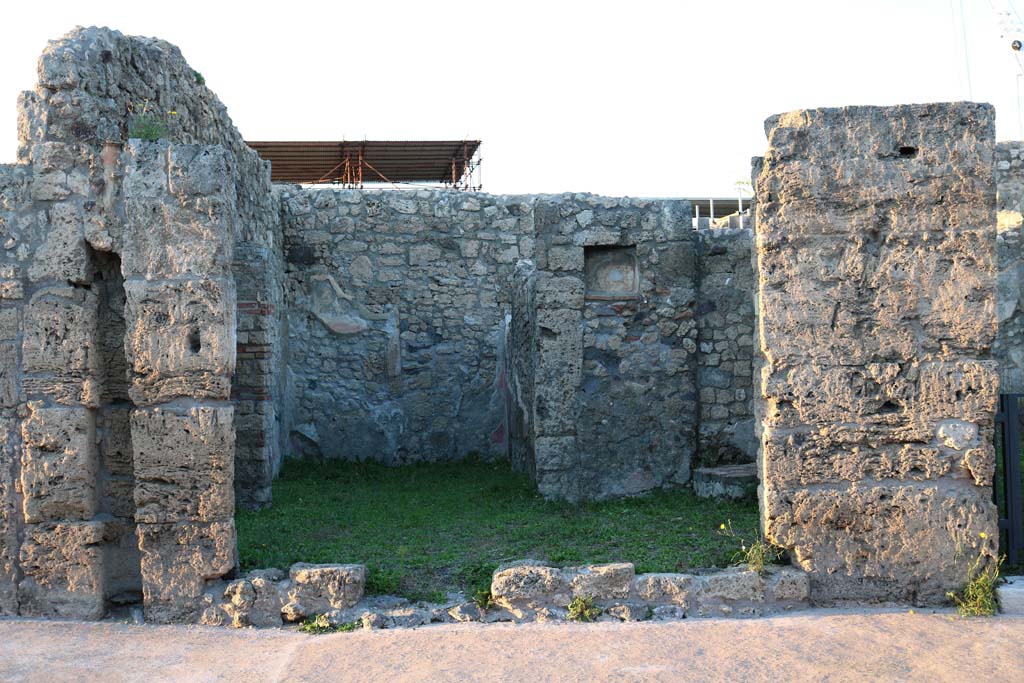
[278,189,533,463]
[755,103,999,604]
[511,196,698,501]
[275,188,763,498]
[696,226,757,466]
[995,141,1024,393]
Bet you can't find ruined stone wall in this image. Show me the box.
[515,196,698,501]
[995,141,1024,393]
[695,227,757,466]
[755,103,999,604]
[278,188,533,463]
[0,26,284,622]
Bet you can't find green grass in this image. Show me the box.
[236,460,759,602]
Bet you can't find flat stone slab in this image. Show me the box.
[693,463,758,500]
[999,575,1024,616]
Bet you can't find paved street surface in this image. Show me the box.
[0,609,1021,682]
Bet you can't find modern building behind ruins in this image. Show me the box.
[0,27,1012,622]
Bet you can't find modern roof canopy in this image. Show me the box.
[246,140,482,189]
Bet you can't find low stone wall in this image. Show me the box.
[199,560,809,629]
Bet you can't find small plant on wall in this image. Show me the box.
[567,595,601,622]
[947,535,1002,617]
[127,100,174,141]
[718,520,783,573]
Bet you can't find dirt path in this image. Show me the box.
[1,610,1021,682]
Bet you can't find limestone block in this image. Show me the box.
[0,308,20,341]
[285,563,365,615]
[566,563,634,599]
[491,561,566,603]
[22,285,99,381]
[137,520,237,623]
[124,277,235,405]
[122,141,168,199]
[18,521,110,620]
[757,231,996,366]
[0,342,19,408]
[131,405,234,524]
[20,403,97,523]
[766,566,810,602]
[547,245,584,272]
[221,576,284,628]
[122,197,233,279]
[696,568,766,602]
[763,482,996,604]
[632,573,696,606]
[28,202,90,284]
[761,361,999,431]
[535,274,584,309]
[761,428,983,489]
[167,145,232,198]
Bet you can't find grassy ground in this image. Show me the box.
[236,459,760,603]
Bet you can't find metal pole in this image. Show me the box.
[710,198,715,221]
[738,196,744,230]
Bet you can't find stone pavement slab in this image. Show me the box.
[0,610,1022,682]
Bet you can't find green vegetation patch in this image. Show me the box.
[237,460,759,602]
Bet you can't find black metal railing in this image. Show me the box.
[995,393,1024,565]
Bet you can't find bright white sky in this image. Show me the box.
[1,0,1023,197]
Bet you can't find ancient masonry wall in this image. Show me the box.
[278,189,534,462]
[995,141,1024,393]
[0,27,283,622]
[696,226,757,466]
[277,190,755,489]
[755,103,1000,604]
[514,196,698,500]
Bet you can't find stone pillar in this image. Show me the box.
[122,141,238,622]
[754,103,999,604]
[15,141,109,620]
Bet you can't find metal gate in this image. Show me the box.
[995,393,1024,565]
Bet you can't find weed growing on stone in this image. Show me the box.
[948,551,1002,617]
[193,70,205,85]
[567,595,601,622]
[298,613,361,634]
[127,101,171,141]
[237,460,758,602]
[718,520,783,573]
[472,589,495,610]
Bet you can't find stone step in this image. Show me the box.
[692,463,758,500]
[998,575,1024,615]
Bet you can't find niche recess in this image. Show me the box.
[584,245,639,300]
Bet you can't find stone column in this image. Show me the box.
[15,141,108,620]
[754,103,999,604]
[122,141,238,622]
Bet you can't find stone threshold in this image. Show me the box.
[196,560,811,630]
